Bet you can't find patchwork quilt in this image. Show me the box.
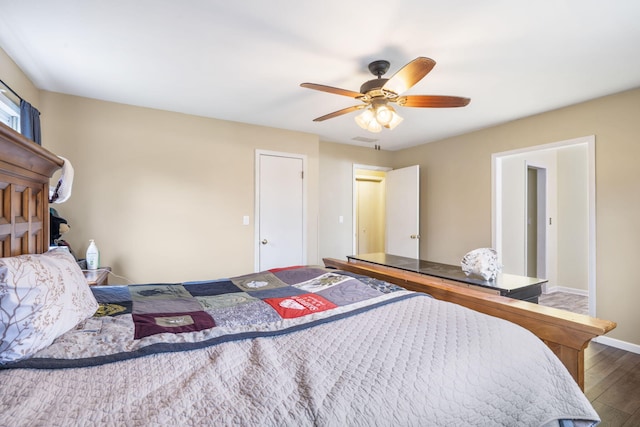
[128,267,388,339]
[0,267,600,426]
[3,266,407,368]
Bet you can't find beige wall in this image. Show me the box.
[40,92,320,283]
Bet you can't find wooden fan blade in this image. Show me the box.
[313,105,365,122]
[400,95,470,108]
[382,57,436,95]
[300,83,362,98]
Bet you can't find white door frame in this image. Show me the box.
[492,135,596,315]
[352,164,391,254]
[254,149,308,272]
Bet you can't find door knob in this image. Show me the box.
[410,234,421,239]
[261,239,268,245]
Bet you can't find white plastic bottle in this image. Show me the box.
[86,239,100,270]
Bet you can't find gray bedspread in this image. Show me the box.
[0,269,599,426]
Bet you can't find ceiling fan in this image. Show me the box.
[300,57,470,133]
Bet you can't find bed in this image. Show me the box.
[0,122,613,426]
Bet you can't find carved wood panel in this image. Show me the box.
[0,122,62,258]
[0,178,47,257]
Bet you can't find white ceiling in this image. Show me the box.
[1,1,639,151]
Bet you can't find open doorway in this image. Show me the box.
[492,135,595,315]
[526,165,547,279]
[355,169,386,253]
[352,164,420,258]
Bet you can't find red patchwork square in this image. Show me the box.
[264,293,337,319]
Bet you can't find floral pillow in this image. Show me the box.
[0,248,99,363]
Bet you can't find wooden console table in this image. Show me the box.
[347,253,546,303]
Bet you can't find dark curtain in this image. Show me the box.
[20,99,42,145]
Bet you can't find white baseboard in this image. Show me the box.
[594,335,640,355]
[543,286,589,297]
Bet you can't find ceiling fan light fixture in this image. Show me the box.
[356,104,403,133]
[366,118,382,133]
[385,111,403,130]
[302,56,469,133]
[374,104,394,126]
[355,108,375,130]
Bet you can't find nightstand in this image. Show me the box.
[83,267,111,286]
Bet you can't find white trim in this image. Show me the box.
[254,149,308,272]
[0,90,20,131]
[594,336,640,355]
[586,138,597,316]
[0,91,19,115]
[491,155,501,252]
[492,135,596,315]
[353,164,391,172]
[492,137,592,158]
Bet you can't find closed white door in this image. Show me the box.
[385,165,420,258]
[256,151,305,271]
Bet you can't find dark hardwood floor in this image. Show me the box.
[538,292,639,425]
[585,341,640,426]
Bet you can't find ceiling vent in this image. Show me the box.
[352,136,378,143]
